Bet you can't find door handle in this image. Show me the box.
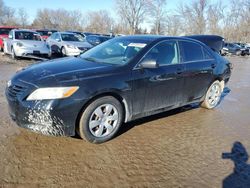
[211,64,216,69]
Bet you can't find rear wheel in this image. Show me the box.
[201,80,224,109]
[78,96,124,143]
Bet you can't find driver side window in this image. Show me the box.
[143,40,179,66]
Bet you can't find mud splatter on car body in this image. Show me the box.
[24,103,65,136]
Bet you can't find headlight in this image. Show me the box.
[66,44,77,49]
[26,86,79,101]
[16,42,23,47]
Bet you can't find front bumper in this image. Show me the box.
[5,80,85,137]
[15,46,51,57]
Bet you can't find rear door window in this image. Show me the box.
[203,48,214,60]
[179,41,204,62]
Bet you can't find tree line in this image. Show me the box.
[0,0,249,42]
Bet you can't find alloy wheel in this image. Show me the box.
[88,104,119,138]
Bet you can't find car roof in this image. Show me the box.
[0,26,18,29]
[117,35,200,43]
[118,35,224,52]
[36,29,49,31]
[57,32,78,35]
[66,31,81,33]
[13,29,39,33]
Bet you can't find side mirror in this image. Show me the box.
[56,38,61,42]
[139,59,159,69]
[8,35,13,39]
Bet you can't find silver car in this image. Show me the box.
[46,32,93,56]
[3,29,51,59]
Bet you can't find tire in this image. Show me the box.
[201,80,224,109]
[78,96,124,144]
[61,47,67,57]
[11,47,17,60]
[236,50,241,56]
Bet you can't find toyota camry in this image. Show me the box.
[5,35,232,143]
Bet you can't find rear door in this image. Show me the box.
[132,40,185,115]
[178,40,216,103]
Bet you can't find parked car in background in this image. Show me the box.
[65,31,86,38]
[221,42,247,56]
[36,29,57,40]
[86,35,112,46]
[3,29,51,59]
[46,32,92,56]
[5,35,231,143]
[0,26,18,51]
[83,32,98,36]
[234,43,250,55]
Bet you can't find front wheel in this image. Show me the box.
[11,47,17,60]
[78,96,124,144]
[201,80,224,109]
[61,47,67,57]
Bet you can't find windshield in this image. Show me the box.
[80,38,149,65]
[15,31,42,41]
[0,28,13,35]
[61,33,85,42]
[234,44,242,48]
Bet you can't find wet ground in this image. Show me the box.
[0,53,250,187]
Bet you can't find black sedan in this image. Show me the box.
[5,35,231,143]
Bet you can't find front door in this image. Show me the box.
[132,40,185,116]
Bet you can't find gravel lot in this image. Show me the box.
[0,53,250,187]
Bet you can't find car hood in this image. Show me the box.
[12,57,113,86]
[17,40,47,48]
[63,41,92,48]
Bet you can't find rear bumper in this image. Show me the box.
[5,82,86,137]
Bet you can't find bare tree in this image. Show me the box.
[0,0,17,25]
[206,1,225,35]
[84,10,113,33]
[0,0,5,24]
[177,0,208,35]
[115,0,148,34]
[18,8,28,28]
[147,0,167,35]
[3,6,16,25]
[165,14,182,36]
[32,8,84,30]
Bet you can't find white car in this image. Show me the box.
[4,29,51,59]
[46,32,93,56]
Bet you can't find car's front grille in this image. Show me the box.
[7,84,26,98]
